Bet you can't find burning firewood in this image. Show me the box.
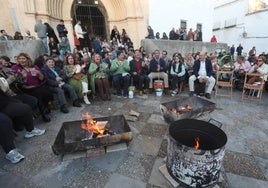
[169,104,193,114]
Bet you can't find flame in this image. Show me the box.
[81,112,106,134]
[169,104,193,114]
[194,137,200,150]
[172,108,178,113]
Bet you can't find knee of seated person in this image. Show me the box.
[189,76,195,81]
[56,88,65,94]
[18,102,32,112]
[123,76,130,81]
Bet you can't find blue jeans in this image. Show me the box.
[59,49,71,61]
[113,74,130,96]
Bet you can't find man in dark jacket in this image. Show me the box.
[236,44,243,56]
[56,20,70,49]
[188,52,215,99]
[129,50,150,96]
[148,50,169,94]
[56,20,68,39]
[42,58,81,113]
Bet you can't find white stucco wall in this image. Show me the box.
[213,0,268,55]
[148,0,214,42]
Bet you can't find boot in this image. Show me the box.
[42,114,51,122]
[81,81,91,104]
[82,82,91,94]
[83,94,91,104]
[73,99,82,107]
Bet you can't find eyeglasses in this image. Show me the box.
[257,60,263,62]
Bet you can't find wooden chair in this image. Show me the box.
[241,73,265,101]
[215,70,234,98]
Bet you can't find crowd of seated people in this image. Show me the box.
[2,23,268,164]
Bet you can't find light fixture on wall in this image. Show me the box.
[94,0,99,5]
[242,31,247,38]
[236,26,247,38]
[77,0,82,4]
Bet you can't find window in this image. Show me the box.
[224,18,237,28]
[248,0,268,13]
[180,20,187,29]
[213,21,221,31]
[196,23,202,31]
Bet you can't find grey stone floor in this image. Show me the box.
[0,89,268,188]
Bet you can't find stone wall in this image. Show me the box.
[141,39,228,56]
[0,40,45,62]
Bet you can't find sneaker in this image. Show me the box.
[171,92,177,97]
[6,149,24,164]
[24,128,46,138]
[73,100,82,107]
[60,105,69,113]
[83,95,91,104]
[42,114,51,122]
[205,93,211,99]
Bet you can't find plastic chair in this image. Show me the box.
[215,70,234,98]
[241,73,265,101]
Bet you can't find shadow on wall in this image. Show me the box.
[0,40,45,62]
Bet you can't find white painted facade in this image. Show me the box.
[148,0,268,55]
[213,0,268,55]
[148,0,214,42]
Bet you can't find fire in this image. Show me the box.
[194,137,200,150]
[170,104,193,114]
[81,112,106,135]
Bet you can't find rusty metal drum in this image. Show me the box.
[166,119,227,187]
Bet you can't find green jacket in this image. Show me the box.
[88,62,109,93]
[110,59,130,75]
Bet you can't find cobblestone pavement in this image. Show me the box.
[0,89,268,188]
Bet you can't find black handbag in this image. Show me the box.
[10,81,24,93]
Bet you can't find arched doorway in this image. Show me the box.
[71,0,107,40]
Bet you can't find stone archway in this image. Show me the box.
[71,0,108,40]
[57,0,148,48]
[1,0,148,49]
